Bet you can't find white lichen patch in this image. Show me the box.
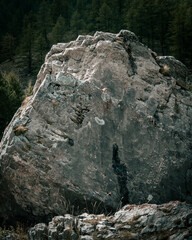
[95,117,105,125]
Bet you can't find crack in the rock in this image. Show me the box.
[112,144,129,206]
[70,103,90,126]
[124,43,137,76]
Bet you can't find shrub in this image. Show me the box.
[0,71,24,139]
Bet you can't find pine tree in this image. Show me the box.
[88,0,102,32]
[70,0,87,35]
[0,71,24,139]
[51,0,71,28]
[155,0,172,55]
[104,0,121,32]
[6,71,24,109]
[70,11,86,35]
[125,0,146,42]
[50,15,66,44]
[184,1,192,65]
[20,13,36,73]
[0,34,15,61]
[169,1,186,61]
[36,0,53,50]
[97,2,113,32]
[34,33,47,65]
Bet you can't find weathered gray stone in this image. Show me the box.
[48,227,57,240]
[0,230,17,240]
[80,236,93,240]
[28,201,192,240]
[79,222,95,235]
[55,72,77,87]
[61,228,72,240]
[71,230,79,240]
[28,223,48,240]
[156,55,189,89]
[0,30,192,223]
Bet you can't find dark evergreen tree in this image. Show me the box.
[87,0,102,32]
[36,0,53,50]
[51,0,71,28]
[70,0,86,35]
[50,15,66,44]
[169,1,186,62]
[0,34,15,61]
[97,2,113,32]
[185,1,192,64]
[35,33,47,65]
[125,0,146,42]
[20,13,36,73]
[0,71,24,139]
[155,0,172,55]
[104,0,121,32]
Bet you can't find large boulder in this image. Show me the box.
[0,30,192,224]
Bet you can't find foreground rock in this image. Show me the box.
[27,201,192,240]
[0,30,192,223]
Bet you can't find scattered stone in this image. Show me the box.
[27,201,192,240]
[28,223,48,240]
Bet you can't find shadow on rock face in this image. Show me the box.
[112,144,129,206]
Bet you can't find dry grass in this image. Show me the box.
[84,215,105,225]
[124,205,136,211]
[118,230,138,240]
[15,224,28,240]
[52,100,59,106]
[21,96,31,109]
[0,223,28,240]
[13,126,28,136]
[159,65,170,76]
[115,40,123,44]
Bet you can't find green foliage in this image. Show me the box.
[19,12,36,73]
[34,33,47,65]
[169,0,192,64]
[50,15,66,44]
[97,2,113,32]
[0,71,24,139]
[0,223,28,240]
[36,0,53,49]
[70,0,87,35]
[0,0,191,68]
[0,34,15,62]
[70,10,86,35]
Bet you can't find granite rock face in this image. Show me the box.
[28,201,192,240]
[0,30,192,223]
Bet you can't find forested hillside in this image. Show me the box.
[0,0,192,139]
[0,0,192,70]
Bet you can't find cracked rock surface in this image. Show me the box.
[0,30,192,223]
[27,201,192,240]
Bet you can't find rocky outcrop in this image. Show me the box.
[156,56,189,89]
[0,30,192,224]
[27,201,192,240]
